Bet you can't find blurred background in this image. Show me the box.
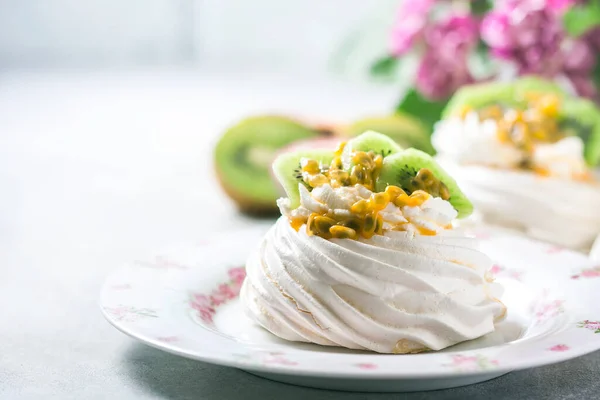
[0,0,397,73]
[0,0,405,267]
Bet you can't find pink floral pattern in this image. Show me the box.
[549,344,570,352]
[545,245,564,254]
[445,354,499,371]
[263,352,298,366]
[571,267,600,280]
[157,336,179,343]
[490,264,523,281]
[577,320,600,333]
[104,305,158,322]
[190,267,246,324]
[472,231,491,240]
[134,256,188,270]
[356,363,378,370]
[533,299,565,324]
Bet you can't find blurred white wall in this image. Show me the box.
[0,0,194,67]
[0,0,396,73]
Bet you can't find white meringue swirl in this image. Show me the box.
[241,217,505,354]
[439,159,600,250]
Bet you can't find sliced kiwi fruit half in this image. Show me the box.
[214,116,318,214]
[272,149,334,209]
[376,148,473,218]
[273,131,401,209]
[345,113,434,154]
[442,77,600,166]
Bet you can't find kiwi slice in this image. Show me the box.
[441,77,600,165]
[375,148,473,218]
[442,77,566,119]
[560,98,600,165]
[214,116,318,214]
[342,130,403,157]
[272,150,334,208]
[273,131,401,208]
[346,114,434,154]
[340,130,403,170]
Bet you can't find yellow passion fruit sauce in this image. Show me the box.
[289,142,451,240]
[458,93,593,181]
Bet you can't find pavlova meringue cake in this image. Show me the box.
[241,131,506,354]
[432,78,600,250]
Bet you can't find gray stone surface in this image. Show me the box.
[1,70,598,399]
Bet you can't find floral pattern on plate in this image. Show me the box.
[100,225,600,389]
[444,355,499,372]
[103,305,158,322]
[190,267,246,324]
[571,267,600,280]
[577,320,600,333]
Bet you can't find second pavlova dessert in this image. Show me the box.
[432,77,600,250]
[241,131,505,354]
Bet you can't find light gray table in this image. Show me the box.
[1,69,598,399]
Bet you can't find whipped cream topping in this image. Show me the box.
[432,112,524,168]
[432,111,590,180]
[241,218,506,353]
[278,183,457,237]
[438,159,600,249]
[533,136,589,180]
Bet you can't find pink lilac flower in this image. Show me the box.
[415,13,479,99]
[416,48,475,100]
[546,0,581,11]
[482,0,564,76]
[389,0,436,56]
[482,0,599,98]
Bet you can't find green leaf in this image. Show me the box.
[563,3,600,37]
[370,56,400,80]
[470,0,493,16]
[395,88,448,134]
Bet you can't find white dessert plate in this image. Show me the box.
[100,226,600,392]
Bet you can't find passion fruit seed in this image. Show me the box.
[313,215,336,234]
[362,213,377,238]
[384,185,406,201]
[290,146,452,240]
[352,151,374,169]
[329,225,358,239]
[306,174,328,188]
[370,192,389,211]
[468,93,565,173]
[400,168,450,201]
[394,190,430,208]
[350,199,370,215]
[301,158,321,174]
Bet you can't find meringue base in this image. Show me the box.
[437,159,600,251]
[241,218,506,354]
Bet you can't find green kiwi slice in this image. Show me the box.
[214,116,318,214]
[272,150,334,209]
[273,131,402,208]
[346,114,434,154]
[340,130,403,171]
[560,98,600,165]
[441,77,600,166]
[375,148,473,218]
[442,77,565,119]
